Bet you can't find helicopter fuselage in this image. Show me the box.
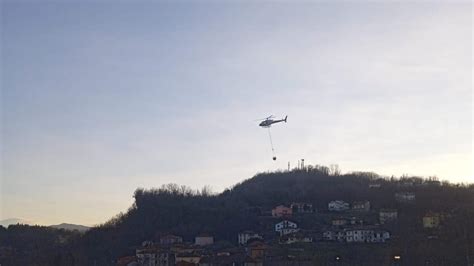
[259,116,287,128]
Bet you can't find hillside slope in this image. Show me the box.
[76,167,474,265]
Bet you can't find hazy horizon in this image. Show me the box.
[1,166,473,227]
[2,1,472,225]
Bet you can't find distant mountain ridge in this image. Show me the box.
[1,219,89,232]
[0,218,33,227]
[49,223,90,232]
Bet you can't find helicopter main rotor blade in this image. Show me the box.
[254,115,274,121]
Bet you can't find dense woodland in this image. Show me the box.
[1,165,473,265]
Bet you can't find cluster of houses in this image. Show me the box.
[322,227,390,243]
[327,200,370,212]
[118,234,271,266]
[118,193,442,266]
[322,200,389,244]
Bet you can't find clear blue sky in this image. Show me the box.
[1,1,472,225]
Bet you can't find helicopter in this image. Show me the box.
[258,115,288,128]
[256,115,288,161]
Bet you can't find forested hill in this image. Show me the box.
[78,166,473,264]
[1,165,473,265]
[228,168,474,211]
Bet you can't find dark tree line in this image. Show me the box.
[0,224,80,266]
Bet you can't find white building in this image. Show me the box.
[352,201,370,212]
[395,192,415,202]
[279,232,313,244]
[136,248,174,266]
[345,228,373,243]
[238,231,263,245]
[328,200,350,211]
[379,209,398,224]
[323,228,390,243]
[372,230,391,242]
[322,230,345,242]
[275,220,298,236]
[159,234,183,245]
[345,228,390,243]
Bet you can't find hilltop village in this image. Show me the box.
[115,169,464,266]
